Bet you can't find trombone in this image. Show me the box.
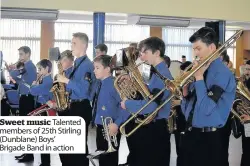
[119,29,243,137]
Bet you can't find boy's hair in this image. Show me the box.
[18,46,31,55]
[37,59,52,73]
[163,55,171,68]
[139,37,165,58]
[222,54,230,64]
[182,55,186,58]
[95,44,108,53]
[93,55,113,72]
[246,60,250,65]
[16,62,25,69]
[60,50,74,61]
[189,27,219,48]
[72,32,89,45]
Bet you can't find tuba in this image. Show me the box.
[50,61,69,111]
[231,77,250,121]
[119,29,243,137]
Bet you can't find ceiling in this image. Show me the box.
[58,10,250,30]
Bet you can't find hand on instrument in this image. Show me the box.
[240,114,250,123]
[54,74,69,84]
[32,81,38,85]
[193,60,211,81]
[172,99,181,106]
[9,76,16,84]
[108,123,118,136]
[121,99,127,110]
[47,101,57,109]
[182,83,190,97]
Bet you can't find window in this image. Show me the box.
[105,24,150,55]
[54,22,93,60]
[162,27,197,61]
[0,19,41,65]
[162,27,237,67]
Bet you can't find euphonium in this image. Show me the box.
[50,61,69,111]
[119,29,243,137]
[231,77,250,122]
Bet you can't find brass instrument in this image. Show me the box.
[231,77,250,122]
[119,29,243,137]
[168,99,179,133]
[28,104,57,116]
[112,47,154,127]
[101,116,118,152]
[87,116,118,166]
[50,61,69,111]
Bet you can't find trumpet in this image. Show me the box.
[119,29,243,137]
[87,116,118,166]
[101,116,118,152]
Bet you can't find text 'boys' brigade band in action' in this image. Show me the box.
[3,26,250,166]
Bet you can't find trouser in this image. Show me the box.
[241,125,250,166]
[125,118,171,166]
[96,125,121,166]
[59,99,92,166]
[1,98,10,116]
[219,116,232,166]
[19,94,35,158]
[180,128,222,166]
[19,94,35,116]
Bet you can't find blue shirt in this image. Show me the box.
[94,76,129,126]
[30,75,53,104]
[64,66,73,78]
[10,60,36,95]
[125,61,174,119]
[181,58,236,128]
[66,56,96,100]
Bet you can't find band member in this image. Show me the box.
[56,32,96,166]
[92,55,126,166]
[120,37,173,166]
[10,46,36,162]
[95,44,108,57]
[30,59,53,166]
[181,55,186,63]
[180,27,236,166]
[239,60,250,166]
[47,50,74,112]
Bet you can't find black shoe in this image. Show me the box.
[118,163,129,166]
[15,154,25,159]
[18,154,34,163]
[39,164,50,166]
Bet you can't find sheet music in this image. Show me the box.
[244,122,250,137]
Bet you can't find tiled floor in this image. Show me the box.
[0,127,243,166]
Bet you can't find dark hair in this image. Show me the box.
[163,55,171,68]
[72,32,89,44]
[18,46,31,55]
[139,37,165,58]
[222,54,230,64]
[246,60,250,65]
[189,27,219,48]
[95,44,108,53]
[180,61,192,71]
[93,55,113,73]
[60,50,74,61]
[129,43,138,48]
[16,62,24,69]
[37,59,52,73]
[182,55,186,58]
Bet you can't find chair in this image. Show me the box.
[5,90,19,115]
